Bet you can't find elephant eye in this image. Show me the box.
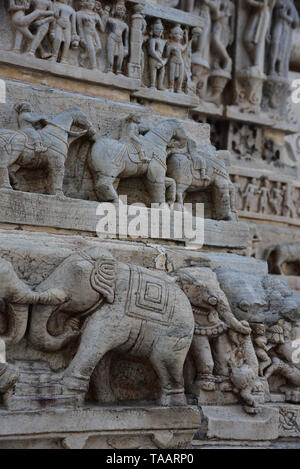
[239,300,250,312]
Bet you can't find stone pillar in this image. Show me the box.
[128,4,144,80]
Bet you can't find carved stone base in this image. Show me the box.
[0,405,200,449]
[4,361,83,412]
[199,405,279,441]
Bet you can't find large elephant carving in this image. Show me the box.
[28,247,196,407]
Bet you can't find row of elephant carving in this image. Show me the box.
[0,105,237,220]
[0,248,300,413]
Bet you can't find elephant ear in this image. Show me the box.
[90,258,116,304]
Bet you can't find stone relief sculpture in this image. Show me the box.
[0,104,95,196]
[76,0,109,70]
[27,247,195,407]
[243,0,275,76]
[49,0,79,64]
[242,178,259,212]
[0,258,68,394]
[166,24,189,94]
[87,118,188,205]
[106,0,129,74]
[167,140,237,220]
[268,0,299,78]
[264,243,300,275]
[148,19,167,90]
[8,0,55,54]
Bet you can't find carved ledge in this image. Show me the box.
[226,105,299,134]
[0,51,141,92]
[132,87,200,108]
[0,405,200,449]
[0,190,251,249]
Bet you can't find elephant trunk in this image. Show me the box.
[28,304,80,353]
[0,303,29,346]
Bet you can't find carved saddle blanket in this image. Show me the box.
[125,265,176,326]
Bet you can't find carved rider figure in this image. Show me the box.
[186,139,209,181]
[120,114,150,163]
[15,102,49,153]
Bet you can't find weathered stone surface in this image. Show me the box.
[201,405,279,441]
[0,405,201,449]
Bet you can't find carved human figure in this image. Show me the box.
[251,323,272,376]
[148,19,167,90]
[186,139,209,180]
[175,267,251,393]
[231,174,243,210]
[243,177,259,212]
[282,183,297,218]
[268,0,299,77]
[105,0,129,74]
[15,101,49,153]
[210,0,234,72]
[165,24,188,93]
[0,105,94,195]
[76,0,109,70]
[243,0,275,73]
[27,0,55,59]
[49,0,79,64]
[195,0,215,68]
[270,181,283,216]
[8,0,54,53]
[258,177,270,214]
[119,113,150,163]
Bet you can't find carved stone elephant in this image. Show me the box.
[264,243,300,275]
[28,247,195,406]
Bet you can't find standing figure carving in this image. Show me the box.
[210,0,234,73]
[268,0,299,77]
[76,0,109,70]
[8,0,54,54]
[148,19,167,90]
[106,0,129,74]
[165,24,188,93]
[243,0,275,74]
[49,0,79,65]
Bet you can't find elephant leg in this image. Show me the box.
[93,173,119,203]
[62,309,128,395]
[150,347,187,407]
[190,335,216,392]
[212,333,231,379]
[90,352,116,404]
